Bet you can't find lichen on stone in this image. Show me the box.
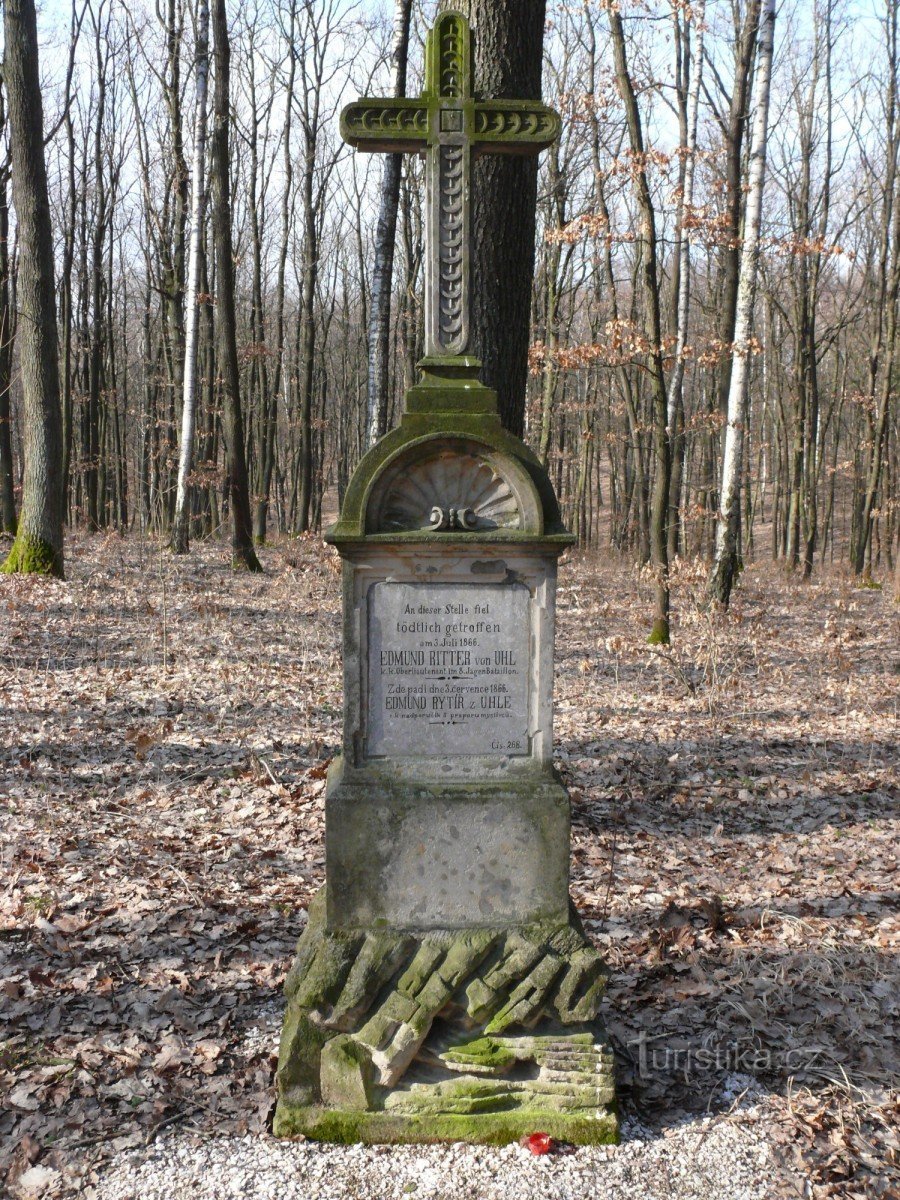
[273,889,618,1145]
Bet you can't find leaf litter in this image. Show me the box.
[1,535,897,1198]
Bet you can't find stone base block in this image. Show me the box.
[273,891,618,1145]
[273,1106,618,1147]
[325,762,572,929]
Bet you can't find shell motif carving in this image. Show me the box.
[379,452,522,533]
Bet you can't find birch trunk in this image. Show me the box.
[172,0,210,556]
[0,0,64,576]
[366,0,411,447]
[709,0,776,606]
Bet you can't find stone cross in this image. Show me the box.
[341,9,559,360]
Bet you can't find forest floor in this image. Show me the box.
[0,533,897,1199]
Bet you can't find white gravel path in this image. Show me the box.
[81,1109,782,1200]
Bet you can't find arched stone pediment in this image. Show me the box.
[364,437,543,535]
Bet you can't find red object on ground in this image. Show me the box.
[521,1132,554,1156]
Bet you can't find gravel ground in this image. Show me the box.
[75,1109,782,1200]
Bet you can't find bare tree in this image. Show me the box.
[291,0,347,532]
[666,0,706,562]
[252,0,296,542]
[172,0,210,555]
[366,0,411,446]
[210,0,261,571]
[0,0,64,576]
[709,0,776,605]
[608,6,671,643]
[0,79,16,535]
[0,0,888,589]
[853,2,900,576]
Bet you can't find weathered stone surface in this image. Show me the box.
[373,445,524,533]
[274,892,618,1144]
[336,543,563,776]
[339,12,559,362]
[367,580,530,758]
[320,1035,375,1111]
[273,8,618,1146]
[325,770,570,929]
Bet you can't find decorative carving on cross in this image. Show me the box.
[340,10,560,362]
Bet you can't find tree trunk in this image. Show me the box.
[0,0,64,576]
[210,0,261,572]
[296,142,317,533]
[0,106,16,534]
[366,0,411,446]
[709,0,776,606]
[172,0,210,556]
[162,0,189,527]
[84,12,109,532]
[609,7,671,642]
[713,0,762,431]
[666,0,706,563]
[254,0,297,542]
[538,137,564,469]
[60,96,76,521]
[450,0,546,437]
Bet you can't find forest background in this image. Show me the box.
[0,0,898,620]
[0,2,897,1196]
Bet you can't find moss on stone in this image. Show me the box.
[272,1102,619,1146]
[276,1006,329,1107]
[326,392,573,543]
[552,949,609,1023]
[320,1034,374,1110]
[397,1091,518,1116]
[329,931,417,1028]
[275,889,617,1145]
[288,933,363,1012]
[1,533,63,578]
[396,943,446,997]
[441,1036,516,1071]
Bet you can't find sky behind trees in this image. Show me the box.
[0,0,897,605]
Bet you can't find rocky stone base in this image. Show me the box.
[273,891,617,1145]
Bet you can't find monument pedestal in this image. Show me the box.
[274,370,617,1144]
[325,761,570,930]
[275,11,616,1144]
[274,892,617,1145]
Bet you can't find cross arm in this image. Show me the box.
[472,101,561,157]
[340,99,429,154]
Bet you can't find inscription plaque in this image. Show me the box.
[367,582,530,758]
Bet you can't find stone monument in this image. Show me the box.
[274,10,617,1145]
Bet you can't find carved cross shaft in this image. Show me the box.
[340,10,560,360]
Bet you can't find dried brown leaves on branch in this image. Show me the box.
[1,537,897,1198]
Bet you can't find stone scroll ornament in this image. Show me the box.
[340,10,560,360]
